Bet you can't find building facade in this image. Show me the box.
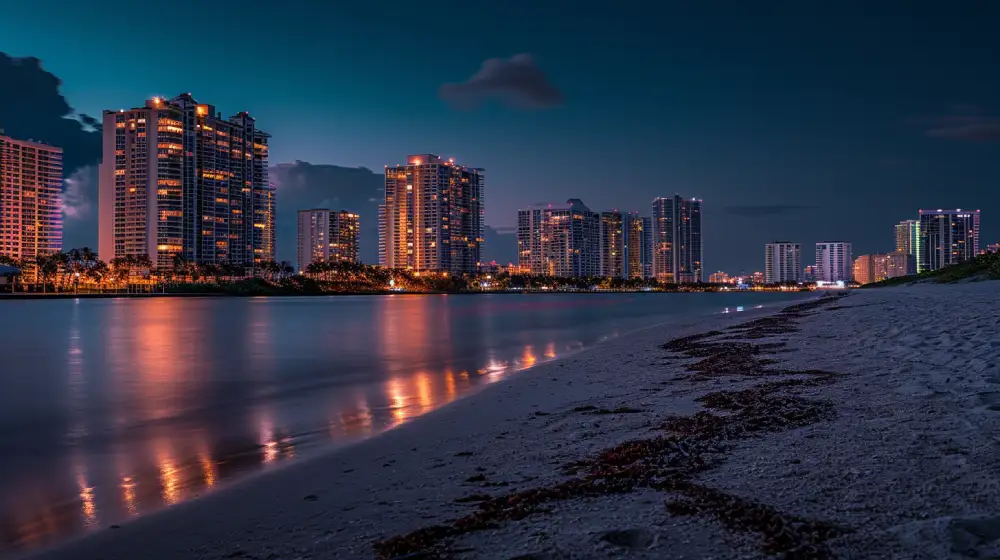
[853,253,909,285]
[599,211,625,278]
[0,134,62,261]
[918,209,980,272]
[297,209,360,271]
[815,242,853,282]
[894,219,921,274]
[380,154,483,274]
[98,95,273,270]
[652,195,703,283]
[624,212,653,279]
[764,242,802,284]
[708,271,730,284]
[517,199,600,277]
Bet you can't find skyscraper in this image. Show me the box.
[815,242,853,282]
[517,199,600,277]
[764,242,802,284]
[918,209,980,272]
[894,219,921,274]
[297,209,361,272]
[652,195,703,283]
[380,154,483,274]
[599,211,625,278]
[98,95,273,270]
[624,212,653,279]
[0,133,62,261]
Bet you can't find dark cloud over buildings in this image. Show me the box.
[0,53,101,176]
[440,54,564,110]
[270,162,383,265]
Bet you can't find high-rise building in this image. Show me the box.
[652,195,703,283]
[764,242,802,284]
[815,242,853,282]
[894,219,921,274]
[708,271,730,284]
[624,212,653,279]
[918,209,980,272]
[517,199,600,277]
[380,154,483,274]
[98,95,273,270]
[297,209,361,272]
[853,253,909,285]
[599,211,625,278]
[0,133,62,261]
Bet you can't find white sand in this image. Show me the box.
[27,282,1000,559]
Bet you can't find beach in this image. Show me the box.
[26,281,1000,559]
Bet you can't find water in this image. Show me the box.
[0,292,806,555]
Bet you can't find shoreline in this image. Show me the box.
[28,283,998,559]
[0,289,813,300]
[19,298,800,560]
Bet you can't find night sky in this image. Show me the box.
[1,1,998,273]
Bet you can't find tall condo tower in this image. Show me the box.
[380,154,483,274]
[652,195,703,283]
[0,133,63,261]
[98,95,273,270]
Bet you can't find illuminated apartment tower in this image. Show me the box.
[652,195,703,283]
[99,95,273,271]
[918,209,980,272]
[380,154,483,274]
[815,242,853,282]
[624,212,653,279]
[297,209,360,271]
[853,253,908,285]
[0,133,62,260]
[764,242,801,284]
[517,199,600,277]
[894,219,921,274]
[599,211,625,278]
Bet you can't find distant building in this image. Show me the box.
[0,133,62,261]
[894,219,921,274]
[297,209,361,272]
[517,199,600,277]
[815,242,853,282]
[708,271,730,284]
[750,271,765,285]
[599,211,625,278]
[380,154,483,274]
[918,209,980,272]
[652,195,703,283]
[986,243,1000,254]
[624,212,653,279]
[99,94,273,271]
[854,253,909,285]
[803,265,818,283]
[764,242,802,284]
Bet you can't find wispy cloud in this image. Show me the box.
[440,53,564,110]
[915,104,1000,142]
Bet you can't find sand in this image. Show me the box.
[26,281,1000,559]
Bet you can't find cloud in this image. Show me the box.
[440,53,564,110]
[62,165,96,220]
[724,205,818,217]
[270,162,384,265]
[0,53,102,176]
[917,105,1000,142]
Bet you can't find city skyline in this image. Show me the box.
[2,2,998,272]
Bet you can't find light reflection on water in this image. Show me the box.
[0,292,808,556]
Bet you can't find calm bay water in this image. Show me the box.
[0,292,807,555]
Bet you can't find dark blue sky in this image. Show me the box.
[2,1,998,272]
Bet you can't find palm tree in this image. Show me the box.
[280,261,294,279]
